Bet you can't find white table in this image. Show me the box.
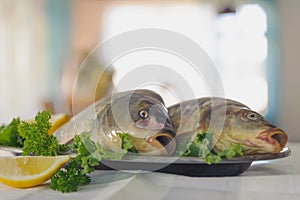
[1,143,299,200]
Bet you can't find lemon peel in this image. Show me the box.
[0,155,70,188]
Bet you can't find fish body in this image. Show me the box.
[168,97,288,155]
[53,90,176,156]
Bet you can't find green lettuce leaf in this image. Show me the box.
[0,118,23,147]
[175,130,244,165]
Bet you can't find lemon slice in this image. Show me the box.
[0,155,71,188]
[48,114,70,135]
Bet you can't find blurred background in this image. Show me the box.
[0,0,299,141]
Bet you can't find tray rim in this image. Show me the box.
[100,146,291,165]
[0,146,291,164]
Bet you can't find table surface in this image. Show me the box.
[1,142,299,200]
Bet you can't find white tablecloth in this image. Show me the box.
[1,143,299,200]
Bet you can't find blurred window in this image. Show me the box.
[0,1,47,123]
[216,4,268,112]
[102,3,268,112]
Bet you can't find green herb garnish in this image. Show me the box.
[18,111,65,156]
[1,110,244,192]
[50,132,135,193]
[175,130,243,164]
[0,118,23,147]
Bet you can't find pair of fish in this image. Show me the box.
[53,90,288,156]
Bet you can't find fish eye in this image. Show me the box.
[139,109,149,119]
[247,113,258,120]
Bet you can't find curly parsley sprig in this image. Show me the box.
[17,111,66,156]
[1,110,136,193]
[50,132,136,193]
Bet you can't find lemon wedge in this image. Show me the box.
[48,114,70,135]
[0,155,71,188]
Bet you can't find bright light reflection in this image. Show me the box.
[111,50,210,107]
[217,4,268,112]
[103,3,269,112]
[238,4,267,35]
[218,36,268,63]
[223,76,268,112]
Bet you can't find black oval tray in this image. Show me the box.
[95,147,291,177]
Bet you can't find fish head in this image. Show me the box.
[212,106,288,155]
[128,92,176,155]
[107,90,176,155]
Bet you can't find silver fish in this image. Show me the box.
[53,90,176,156]
[168,97,288,155]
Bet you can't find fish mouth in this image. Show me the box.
[127,131,177,156]
[147,131,177,155]
[257,128,288,153]
[147,117,177,155]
